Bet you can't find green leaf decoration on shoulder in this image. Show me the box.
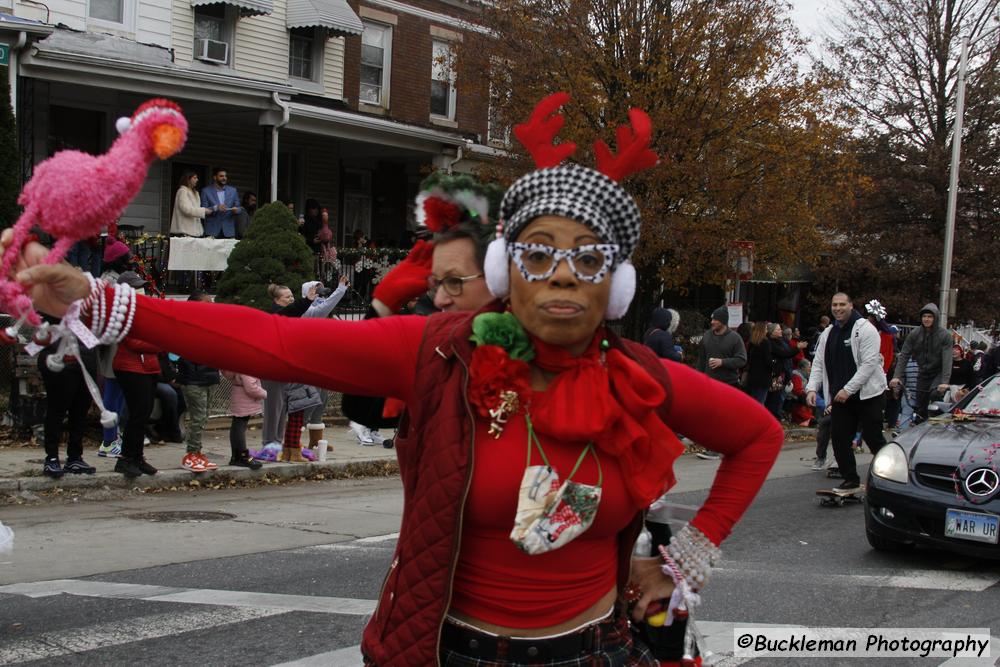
[470,312,535,362]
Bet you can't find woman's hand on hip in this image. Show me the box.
[0,228,91,318]
[628,556,676,622]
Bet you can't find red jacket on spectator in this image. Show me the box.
[113,338,161,375]
[878,331,894,374]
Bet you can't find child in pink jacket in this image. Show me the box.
[224,371,266,469]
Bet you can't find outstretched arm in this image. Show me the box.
[129,296,424,403]
[1,234,425,404]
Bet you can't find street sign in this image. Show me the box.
[0,44,8,66]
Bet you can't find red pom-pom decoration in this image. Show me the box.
[423,197,462,232]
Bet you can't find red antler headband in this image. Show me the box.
[512,92,659,181]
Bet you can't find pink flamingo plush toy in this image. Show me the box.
[0,98,188,327]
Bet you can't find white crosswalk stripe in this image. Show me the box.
[270,645,364,666]
[0,579,376,615]
[714,562,1000,592]
[0,606,288,665]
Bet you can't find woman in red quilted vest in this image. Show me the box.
[6,94,783,667]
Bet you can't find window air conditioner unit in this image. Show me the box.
[196,38,229,64]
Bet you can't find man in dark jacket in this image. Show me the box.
[890,303,952,424]
[643,307,681,362]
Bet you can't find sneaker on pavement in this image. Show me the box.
[811,457,827,471]
[349,421,375,446]
[137,459,158,475]
[833,480,861,496]
[195,453,218,470]
[695,451,721,461]
[182,452,208,473]
[114,458,143,478]
[98,439,122,458]
[229,452,263,470]
[43,457,64,478]
[367,429,385,445]
[64,458,96,475]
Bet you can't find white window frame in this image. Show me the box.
[487,61,512,146]
[360,20,392,109]
[193,4,236,67]
[87,0,134,32]
[289,27,324,84]
[430,39,457,122]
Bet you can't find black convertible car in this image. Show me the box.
[865,374,1000,558]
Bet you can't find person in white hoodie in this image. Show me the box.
[806,292,887,494]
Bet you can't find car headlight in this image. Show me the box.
[871,442,909,484]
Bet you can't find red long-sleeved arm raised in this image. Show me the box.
[660,361,784,545]
[126,295,427,404]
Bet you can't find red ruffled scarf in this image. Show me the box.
[527,331,684,508]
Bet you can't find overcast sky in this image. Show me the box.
[788,0,841,40]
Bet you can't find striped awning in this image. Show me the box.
[190,0,273,17]
[286,0,363,37]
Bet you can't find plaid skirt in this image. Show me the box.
[439,610,657,666]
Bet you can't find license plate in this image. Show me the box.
[945,508,999,544]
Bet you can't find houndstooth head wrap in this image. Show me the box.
[484,93,657,320]
[498,163,642,262]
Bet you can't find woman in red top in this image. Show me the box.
[5,95,783,666]
[111,271,161,478]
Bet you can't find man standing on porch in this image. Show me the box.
[201,167,241,239]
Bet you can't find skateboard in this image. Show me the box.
[815,487,864,507]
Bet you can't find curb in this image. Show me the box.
[0,455,397,494]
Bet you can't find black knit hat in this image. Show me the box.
[711,306,729,326]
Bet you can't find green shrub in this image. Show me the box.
[215,202,315,309]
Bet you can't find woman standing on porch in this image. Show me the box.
[169,171,210,237]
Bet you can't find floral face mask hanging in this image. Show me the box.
[509,416,603,555]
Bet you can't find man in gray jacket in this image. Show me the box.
[889,303,952,424]
[807,292,887,494]
[696,305,747,387]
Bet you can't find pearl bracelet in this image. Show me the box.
[662,524,722,593]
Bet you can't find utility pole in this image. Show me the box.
[940,36,969,328]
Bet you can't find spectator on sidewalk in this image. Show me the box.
[177,291,222,473]
[643,307,681,362]
[262,282,320,460]
[150,351,184,444]
[696,306,747,388]
[807,292,887,495]
[745,321,774,405]
[223,370,265,469]
[695,306,747,460]
[111,272,161,478]
[38,318,98,477]
[890,303,952,424]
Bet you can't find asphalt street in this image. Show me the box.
[1,447,998,667]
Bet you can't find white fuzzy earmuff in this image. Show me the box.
[604,261,636,320]
[484,237,509,298]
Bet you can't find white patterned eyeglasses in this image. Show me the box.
[508,242,619,283]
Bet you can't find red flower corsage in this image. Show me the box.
[468,344,531,437]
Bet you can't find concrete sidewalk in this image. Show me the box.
[0,419,398,493]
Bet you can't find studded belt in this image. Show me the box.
[440,615,615,663]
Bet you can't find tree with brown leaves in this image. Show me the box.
[814,0,1000,325]
[459,0,858,336]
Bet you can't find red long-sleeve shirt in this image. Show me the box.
[126,296,782,548]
